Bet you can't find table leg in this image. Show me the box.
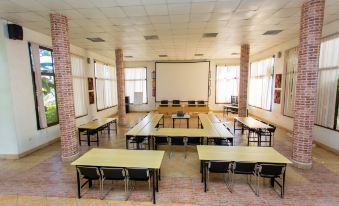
[96,131,99,146]
[163,117,165,127]
[187,119,189,128]
[156,169,159,192]
[76,167,81,198]
[233,119,236,135]
[87,129,90,146]
[152,168,156,204]
[115,121,118,134]
[204,161,207,192]
[78,129,81,146]
[173,119,175,128]
[108,123,110,135]
[126,136,129,149]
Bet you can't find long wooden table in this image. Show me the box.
[78,118,117,146]
[157,105,209,113]
[71,148,165,204]
[197,145,292,192]
[223,104,238,117]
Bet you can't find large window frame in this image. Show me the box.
[29,44,59,129]
[124,67,148,104]
[215,65,240,104]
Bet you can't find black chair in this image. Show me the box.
[100,167,126,198]
[207,161,232,191]
[168,136,187,158]
[256,164,286,198]
[77,166,101,198]
[160,100,168,107]
[126,168,152,192]
[257,123,276,147]
[231,96,238,105]
[172,100,181,107]
[188,100,196,107]
[128,136,149,150]
[154,136,169,150]
[197,100,206,107]
[230,162,257,193]
[207,138,230,146]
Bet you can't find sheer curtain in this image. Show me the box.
[248,58,274,110]
[283,47,299,117]
[125,67,147,104]
[71,55,87,117]
[95,61,117,110]
[316,35,339,128]
[215,65,239,103]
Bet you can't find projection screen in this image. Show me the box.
[155,61,210,102]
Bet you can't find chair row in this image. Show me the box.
[248,120,277,147]
[205,161,286,198]
[76,166,153,199]
[160,100,206,106]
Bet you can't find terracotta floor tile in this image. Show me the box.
[46,197,77,206]
[0,194,17,206]
[17,195,46,206]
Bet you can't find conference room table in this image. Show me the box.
[233,117,272,146]
[78,118,117,146]
[223,104,239,117]
[171,113,190,128]
[71,148,164,204]
[197,145,292,192]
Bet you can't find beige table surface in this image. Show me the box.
[71,148,165,169]
[126,114,163,136]
[234,117,272,129]
[197,145,291,164]
[151,128,208,137]
[78,118,116,130]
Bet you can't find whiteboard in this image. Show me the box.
[156,62,210,101]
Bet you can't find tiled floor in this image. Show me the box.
[0,112,339,205]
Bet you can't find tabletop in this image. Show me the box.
[197,145,291,164]
[71,148,165,169]
[234,117,272,129]
[171,114,190,119]
[78,118,116,130]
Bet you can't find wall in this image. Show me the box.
[248,19,339,152]
[0,19,117,157]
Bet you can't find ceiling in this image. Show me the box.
[1,0,339,61]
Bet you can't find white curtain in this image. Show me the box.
[215,65,239,103]
[248,58,274,110]
[71,55,87,117]
[283,47,299,117]
[316,35,339,128]
[95,61,117,110]
[125,67,147,104]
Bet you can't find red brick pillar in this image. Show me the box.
[50,14,79,160]
[292,0,325,169]
[239,44,250,117]
[115,48,127,125]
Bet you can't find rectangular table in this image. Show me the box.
[197,145,292,192]
[171,114,190,128]
[78,118,117,146]
[223,104,238,117]
[71,148,165,204]
[234,117,272,146]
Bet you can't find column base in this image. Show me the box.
[61,151,80,162]
[292,159,312,170]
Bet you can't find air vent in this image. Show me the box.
[263,30,283,35]
[144,35,159,40]
[124,56,133,58]
[159,55,168,57]
[86,37,105,42]
[231,53,240,55]
[195,54,204,56]
[202,33,218,38]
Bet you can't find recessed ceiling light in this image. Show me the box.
[124,56,133,58]
[159,55,168,57]
[263,30,283,35]
[202,33,218,38]
[195,54,204,56]
[144,35,159,40]
[86,37,105,42]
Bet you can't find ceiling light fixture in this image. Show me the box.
[159,55,168,57]
[86,37,105,42]
[262,30,283,35]
[144,35,159,40]
[202,33,218,38]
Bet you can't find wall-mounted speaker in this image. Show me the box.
[87,58,91,64]
[7,24,23,40]
[277,51,282,58]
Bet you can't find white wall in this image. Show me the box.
[0,19,117,156]
[248,19,339,152]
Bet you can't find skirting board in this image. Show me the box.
[0,137,60,160]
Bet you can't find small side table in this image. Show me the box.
[171,114,191,128]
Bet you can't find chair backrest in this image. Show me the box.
[161,100,168,105]
[155,136,168,144]
[231,96,238,105]
[126,168,150,181]
[187,137,201,144]
[188,100,195,105]
[100,167,125,180]
[214,138,229,146]
[77,166,101,179]
[173,100,180,105]
[208,161,232,173]
[197,100,205,105]
[170,136,185,145]
[232,162,257,174]
[258,164,286,177]
[268,124,276,133]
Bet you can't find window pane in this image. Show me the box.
[39,48,54,74]
[125,68,147,104]
[41,75,58,125]
[215,65,239,103]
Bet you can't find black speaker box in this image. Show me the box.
[7,24,23,40]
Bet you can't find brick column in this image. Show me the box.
[50,14,79,160]
[292,0,325,169]
[238,44,250,117]
[115,48,127,125]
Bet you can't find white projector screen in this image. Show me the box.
[156,61,210,102]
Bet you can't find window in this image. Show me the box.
[71,55,87,117]
[29,43,58,128]
[215,65,239,103]
[282,34,339,130]
[94,61,117,111]
[125,67,147,104]
[248,57,275,110]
